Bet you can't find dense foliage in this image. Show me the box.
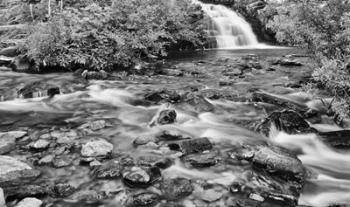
[265,0,350,122]
[3,0,207,71]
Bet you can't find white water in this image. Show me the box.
[193,0,260,49]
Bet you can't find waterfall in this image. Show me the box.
[193,0,260,49]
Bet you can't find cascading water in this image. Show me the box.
[193,0,260,49]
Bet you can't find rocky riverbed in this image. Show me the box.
[0,49,348,207]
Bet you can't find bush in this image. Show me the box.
[23,0,207,71]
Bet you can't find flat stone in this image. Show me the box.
[81,139,113,157]
[0,131,27,154]
[161,178,194,201]
[79,120,107,131]
[15,197,42,207]
[183,151,219,168]
[200,189,223,202]
[29,139,50,150]
[0,156,40,187]
[168,138,213,155]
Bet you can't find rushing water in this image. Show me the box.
[1,48,349,206]
[193,0,260,49]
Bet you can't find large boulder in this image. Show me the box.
[256,110,316,137]
[0,156,40,188]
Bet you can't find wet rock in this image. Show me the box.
[0,188,5,207]
[0,131,26,154]
[71,190,103,201]
[183,151,219,168]
[252,146,305,182]
[168,138,213,155]
[122,166,159,188]
[0,156,40,187]
[157,109,177,125]
[256,110,315,137]
[200,189,223,202]
[155,129,192,141]
[52,156,72,168]
[0,56,13,66]
[0,46,19,57]
[181,93,214,112]
[272,58,302,66]
[50,183,76,198]
[144,89,181,104]
[38,155,54,166]
[81,139,113,157]
[161,178,194,201]
[126,191,160,207]
[161,69,184,77]
[159,202,184,207]
[133,136,158,147]
[29,139,50,150]
[79,120,107,131]
[5,183,50,198]
[91,161,122,179]
[251,92,309,113]
[15,197,42,207]
[318,130,350,149]
[47,87,60,98]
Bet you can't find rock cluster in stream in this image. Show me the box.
[0,53,346,207]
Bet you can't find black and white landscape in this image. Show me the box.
[0,0,349,206]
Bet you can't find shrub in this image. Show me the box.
[23,0,207,71]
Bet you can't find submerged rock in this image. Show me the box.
[122,166,160,188]
[0,156,40,187]
[15,197,42,207]
[168,138,213,155]
[183,151,219,168]
[161,178,194,201]
[91,161,122,179]
[125,191,160,207]
[318,130,350,149]
[256,110,315,137]
[81,139,113,157]
[181,93,214,112]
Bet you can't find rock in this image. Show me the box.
[183,151,219,168]
[155,129,192,141]
[91,161,122,179]
[29,139,50,150]
[251,92,309,113]
[0,156,40,187]
[168,138,213,155]
[10,56,34,72]
[252,146,305,182]
[81,139,113,157]
[256,110,315,136]
[161,178,194,201]
[15,197,42,207]
[200,189,223,202]
[0,131,26,154]
[126,191,160,207]
[122,166,155,188]
[133,136,158,147]
[272,58,302,66]
[47,87,60,98]
[181,93,214,112]
[5,183,50,198]
[157,109,177,125]
[79,120,107,131]
[144,89,181,104]
[0,46,19,57]
[0,188,5,207]
[38,154,54,166]
[318,130,350,149]
[161,69,184,77]
[50,183,76,198]
[52,156,72,168]
[71,190,103,201]
[0,56,13,66]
